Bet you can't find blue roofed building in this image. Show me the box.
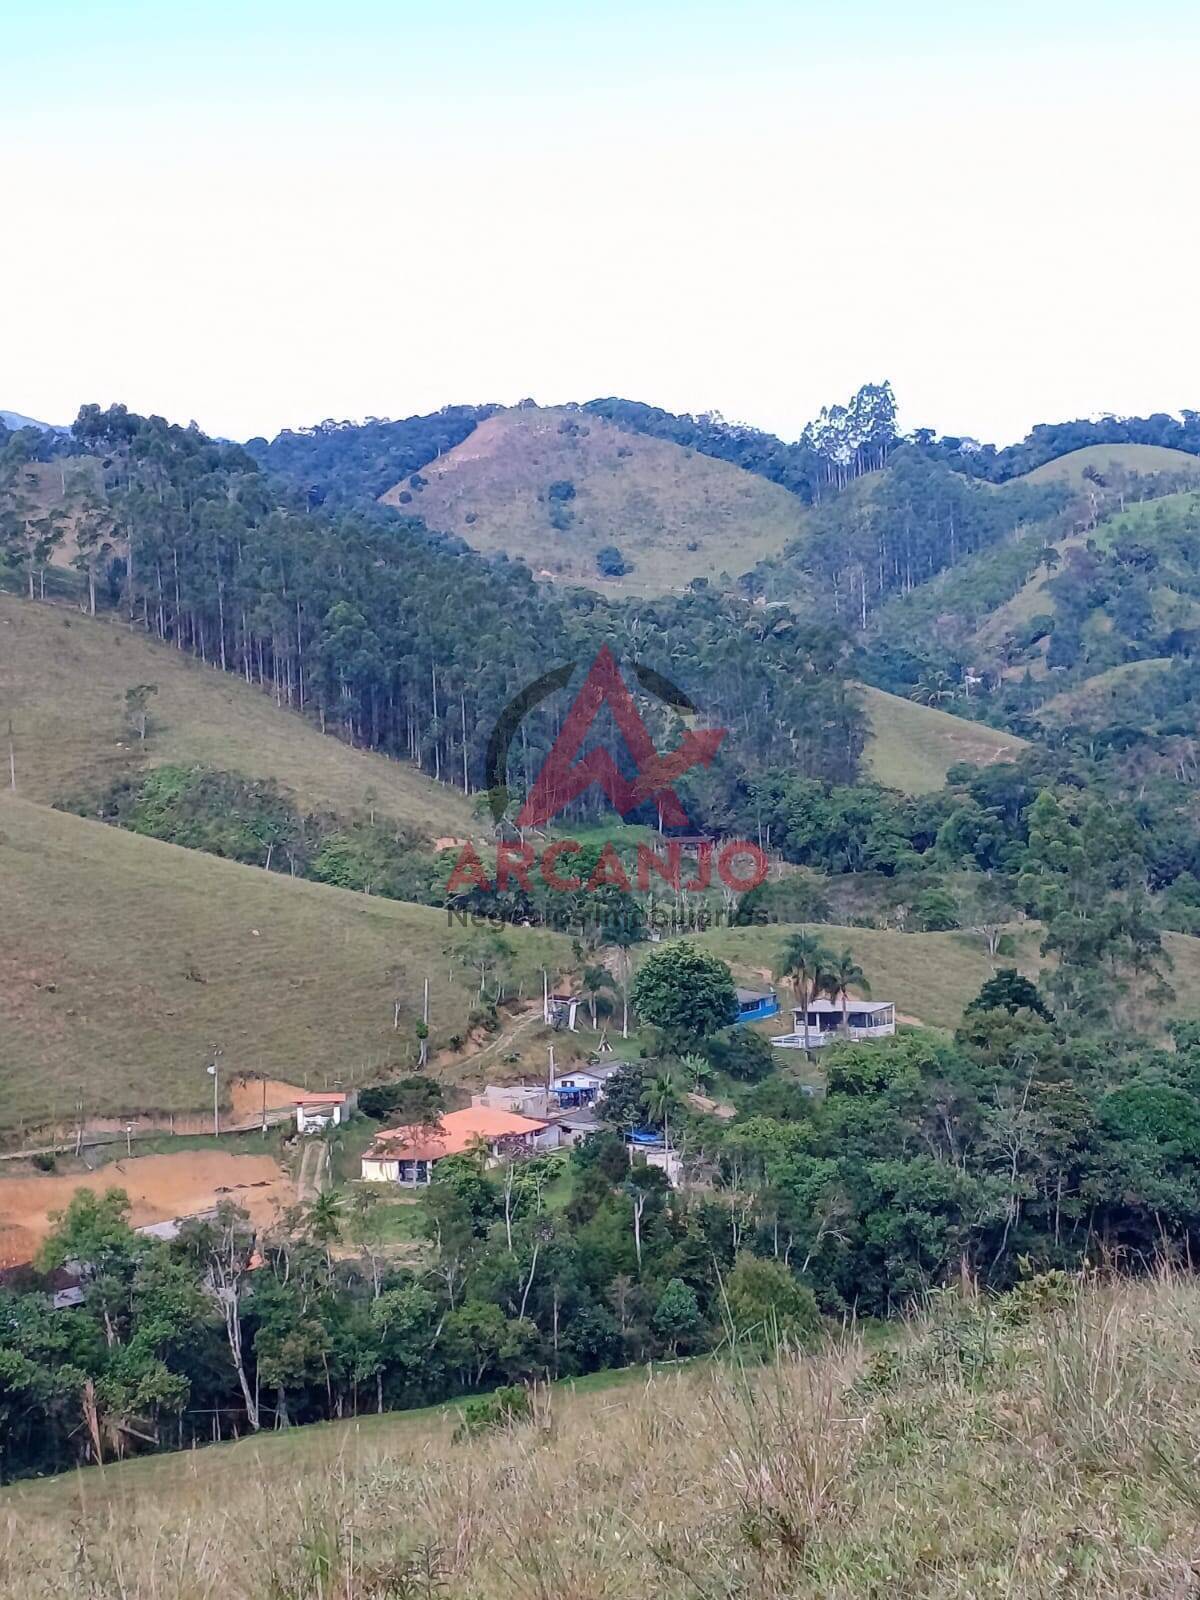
[732,986,780,1024]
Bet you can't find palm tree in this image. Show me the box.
[773,932,836,1051]
[641,1066,683,1149]
[306,1189,345,1269]
[909,669,955,708]
[828,948,870,1035]
[580,963,615,1030]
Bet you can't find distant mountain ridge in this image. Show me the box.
[0,409,61,433]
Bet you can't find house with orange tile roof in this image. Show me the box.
[360,1105,558,1185]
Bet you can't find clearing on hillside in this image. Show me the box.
[1016,443,1200,487]
[694,920,1200,1032]
[0,798,568,1135]
[0,593,474,838]
[379,405,807,595]
[693,921,1040,1029]
[1036,658,1173,726]
[856,684,1027,793]
[0,1151,292,1268]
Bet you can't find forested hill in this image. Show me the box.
[750,446,1072,630]
[916,410,1200,483]
[244,404,497,507]
[0,403,866,831]
[242,387,1200,629]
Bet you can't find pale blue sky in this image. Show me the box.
[3,2,1197,443]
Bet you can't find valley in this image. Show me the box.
[6,387,1200,1539]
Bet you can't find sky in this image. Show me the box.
[2,0,1198,445]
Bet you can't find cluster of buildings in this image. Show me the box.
[356,983,896,1188]
[360,1061,679,1187]
[544,981,897,1053]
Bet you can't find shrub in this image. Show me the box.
[31,1151,57,1173]
[705,1028,774,1082]
[467,1004,500,1034]
[724,1254,821,1348]
[596,545,629,577]
[358,1078,446,1123]
[966,969,1052,1018]
[912,886,959,931]
[452,1384,531,1441]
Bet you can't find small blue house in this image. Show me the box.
[732,986,780,1025]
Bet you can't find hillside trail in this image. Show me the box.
[450,1001,545,1071]
[296,1140,328,1203]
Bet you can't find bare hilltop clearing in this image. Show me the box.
[380,405,808,595]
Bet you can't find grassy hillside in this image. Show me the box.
[1017,443,1200,487]
[1085,487,1200,551]
[695,920,1200,1032]
[857,684,1027,793]
[1037,657,1172,725]
[10,1275,1200,1597]
[695,920,1038,1029]
[0,797,566,1134]
[964,492,1200,683]
[379,405,807,595]
[975,536,1080,633]
[0,593,474,839]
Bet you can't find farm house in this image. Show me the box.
[771,998,896,1049]
[732,986,780,1024]
[361,1106,559,1186]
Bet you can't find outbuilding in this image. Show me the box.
[294,1091,350,1134]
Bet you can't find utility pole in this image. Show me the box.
[420,975,430,1067]
[7,719,15,792]
[207,1049,223,1137]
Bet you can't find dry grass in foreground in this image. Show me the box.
[8,1273,1200,1597]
